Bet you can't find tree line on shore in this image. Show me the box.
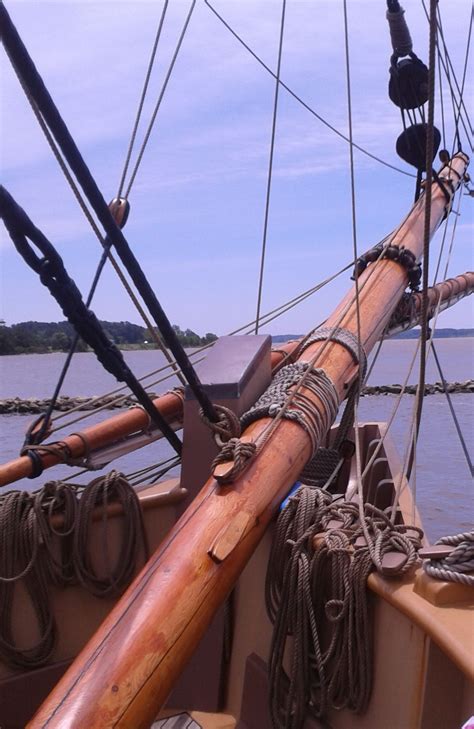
[0,321,217,355]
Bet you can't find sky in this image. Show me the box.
[1,0,473,336]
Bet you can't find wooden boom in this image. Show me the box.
[27,154,468,728]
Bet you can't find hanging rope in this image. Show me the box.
[0,471,148,668]
[266,483,423,726]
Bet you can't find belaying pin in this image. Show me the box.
[108,197,130,229]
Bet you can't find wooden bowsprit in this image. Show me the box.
[28,154,468,728]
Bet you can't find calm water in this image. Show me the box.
[0,338,472,541]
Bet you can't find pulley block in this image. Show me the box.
[389,56,429,109]
[396,123,441,170]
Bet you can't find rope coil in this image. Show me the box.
[423,531,474,586]
[0,471,148,668]
[266,483,423,725]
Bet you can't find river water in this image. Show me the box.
[0,338,472,541]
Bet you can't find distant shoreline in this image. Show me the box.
[0,322,472,355]
[271,328,474,343]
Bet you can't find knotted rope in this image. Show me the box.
[0,471,148,668]
[242,363,339,455]
[266,483,423,726]
[423,531,474,586]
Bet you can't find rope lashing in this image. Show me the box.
[0,186,182,457]
[200,404,242,448]
[353,241,422,292]
[423,531,474,586]
[297,327,367,490]
[0,3,218,427]
[386,2,413,58]
[0,472,148,668]
[241,363,339,455]
[266,484,423,725]
[301,326,368,380]
[211,364,339,485]
[211,438,257,485]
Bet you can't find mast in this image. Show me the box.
[29,153,469,728]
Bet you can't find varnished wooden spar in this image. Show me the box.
[0,345,299,488]
[29,153,469,729]
[1,267,471,488]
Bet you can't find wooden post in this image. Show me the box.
[27,154,468,728]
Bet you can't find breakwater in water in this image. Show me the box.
[1,380,473,414]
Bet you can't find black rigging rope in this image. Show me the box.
[0,186,182,458]
[0,2,218,426]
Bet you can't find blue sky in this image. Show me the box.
[1,0,473,335]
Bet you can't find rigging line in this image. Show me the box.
[50,223,405,433]
[407,0,438,481]
[116,0,170,201]
[437,39,446,149]
[53,259,354,425]
[431,342,474,477]
[434,0,474,137]
[420,0,474,147]
[123,0,197,199]
[13,60,186,389]
[449,2,473,155]
[204,0,416,178]
[342,0,371,560]
[1,3,218,424]
[50,359,205,434]
[255,0,287,335]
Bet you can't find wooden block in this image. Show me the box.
[208,512,253,563]
[418,544,455,560]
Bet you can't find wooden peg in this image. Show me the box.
[208,511,253,563]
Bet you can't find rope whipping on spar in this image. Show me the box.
[0,3,231,464]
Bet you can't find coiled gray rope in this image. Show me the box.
[241,363,339,455]
[424,531,474,586]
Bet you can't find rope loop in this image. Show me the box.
[201,404,241,448]
[266,482,424,724]
[211,437,257,485]
[0,470,148,668]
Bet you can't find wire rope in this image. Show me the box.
[204,0,416,178]
[255,0,287,335]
